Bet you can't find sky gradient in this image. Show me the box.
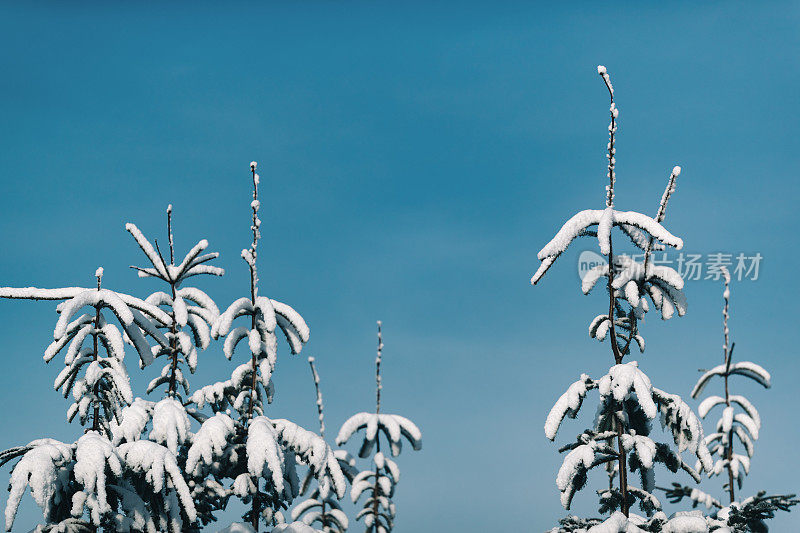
[0,2,798,531]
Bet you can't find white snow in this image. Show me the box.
[545,374,591,440]
[273,418,347,499]
[74,432,122,518]
[272,522,319,533]
[149,399,191,455]
[117,440,197,522]
[4,439,73,531]
[556,444,594,508]
[598,362,657,419]
[697,396,725,418]
[126,224,169,279]
[247,416,285,494]
[186,413,235,476]
[692,361,771,398]
[111,398,153,445]
[336,413,422,458]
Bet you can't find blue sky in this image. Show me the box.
[1,1,798,530]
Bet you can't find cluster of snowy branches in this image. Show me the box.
[656,267,797,530]
[0,163,422,533]
[333,323,421,533]
[533,67,795,532]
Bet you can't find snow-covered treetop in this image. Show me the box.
[0,271,179,439]
[0,161,330,533]
[195,165,310,423]
[336,322,422,458]
[690,266,771,502]
[182,162,317,532]
[126,207,224,286]
[531,66,686,363]
[127,205,223,404]
[336,323,421,533]
[534,67,708,523]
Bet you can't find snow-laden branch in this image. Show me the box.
[691,361,771,398]
[336,413,422,458]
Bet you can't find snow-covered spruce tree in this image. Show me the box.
[116,205,225,530]
[693,267,767,504]
[0,269,200,531]
[185,161,345,532]
[660,266,797,529]
[335,322,421,533]
[291,357,358,532]
[533,66,714,531]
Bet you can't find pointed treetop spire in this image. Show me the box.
[167,204,174,265]
[721,265,732,367]
[598,65,617,208]
[307,356,325,439]
[376,320,383,414]
[241,161,262,301]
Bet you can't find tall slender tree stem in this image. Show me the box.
[91,271,102,433]
[307,356,329,529]
[372,428,381,531]
[372,321,383,527]
[375,321,383,415]
[721,270,736,504]
[246,163,261,532]
[166,206,180,398]
[599,65,628,516]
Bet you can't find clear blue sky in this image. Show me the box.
[1,1,798,531]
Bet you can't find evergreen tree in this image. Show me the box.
[534,66,714,531]
[336,322,421,533]
[186,162,345,532]
[660,266,797,530]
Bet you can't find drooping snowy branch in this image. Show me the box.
[532,209,684,285]
[545,374,595,441]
